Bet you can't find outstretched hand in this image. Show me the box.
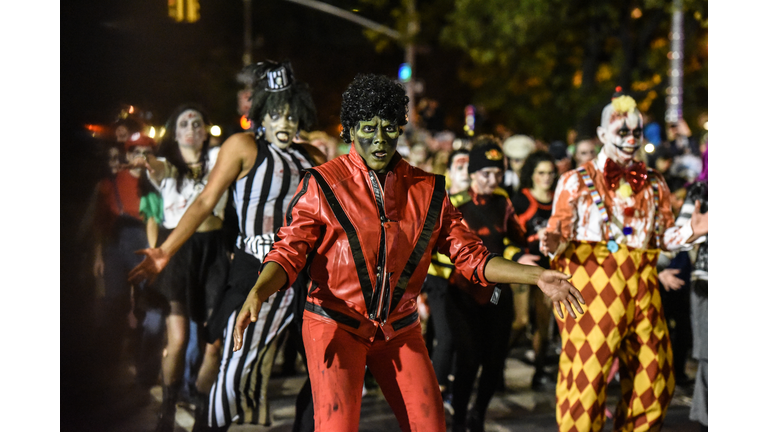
[232,290,264,352]
[539,221,563,256]
[128,247,170,285]
[690,200,708,239]
[537,270,585,319]
[658,268,685,291]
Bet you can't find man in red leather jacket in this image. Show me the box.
[233,74,585,431]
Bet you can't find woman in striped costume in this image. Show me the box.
[129,61,325,432]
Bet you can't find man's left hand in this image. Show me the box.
[537,270,585,319]
[690,200,708,239]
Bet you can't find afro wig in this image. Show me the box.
[340,74,409,144]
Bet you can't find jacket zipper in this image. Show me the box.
[368,170,389,323]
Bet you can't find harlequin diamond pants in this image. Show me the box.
[552,241,675,432]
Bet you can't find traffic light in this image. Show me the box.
[463,105,475,137]
[186,0,200,23]
[168,0,200,23]
[398,63,412,82]
[168,0,183,22]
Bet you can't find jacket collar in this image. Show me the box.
[348,143,404,173]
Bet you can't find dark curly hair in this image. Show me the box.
[340,74,409,144]
[243,62,317,132]
[519,150,559,192]
[157,103,212,193]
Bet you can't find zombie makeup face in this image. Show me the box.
[262,104,299,150]
[448,154,470,192]
[126,145,154,176]
[108,147,122,174]
[574,140,597,165]
[175,109,207,151]
[237,89,252,116]
[509,157,526,173]
[598,111,643,166]
[351,116,400,173]
[115,125,130,143]
[532,161,556,191]
[470,167,502,196]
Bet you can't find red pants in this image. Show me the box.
[302,313,445,432]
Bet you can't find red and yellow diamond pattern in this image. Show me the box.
[552,241,675,432]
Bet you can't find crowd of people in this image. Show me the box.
[84,61,708,432]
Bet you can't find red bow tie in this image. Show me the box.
[604,158,647,194]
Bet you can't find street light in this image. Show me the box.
[280,0,419,126]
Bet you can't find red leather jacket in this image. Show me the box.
[264,146,496,341]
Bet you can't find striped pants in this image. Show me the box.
[206,287,295,427]
[552,242,675,432]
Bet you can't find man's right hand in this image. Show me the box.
[233,290,264,352]
[128,247,170,285]
[658,268,685,291]
[539,230,562,256]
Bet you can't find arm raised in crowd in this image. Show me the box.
[128,133,255,284]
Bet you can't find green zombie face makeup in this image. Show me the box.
[262,104,299,149]
[351,116,400,173]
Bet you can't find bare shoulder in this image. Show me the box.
[219,132,258,178]
[221,132,257,155]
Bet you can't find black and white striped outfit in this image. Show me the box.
[207,137,314,428]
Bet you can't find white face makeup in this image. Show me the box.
[470,167,502,195]
[574,140,597,165]
[175,109,207,151]
[108,147,121,174]
[262,105,299,150]
[598,111,643,166]
[510,157,526,173]
[448,154,470,192]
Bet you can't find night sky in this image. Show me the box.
[62,0,470,134]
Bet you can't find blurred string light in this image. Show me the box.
[210,125,222,137]
[463,105,475,137]
[665,0,684,123]
[644,143,655,153]
[398,63,412,82]
[631,8,642,19]
[240,115,252,130]
[703,121,708,130]
[85,124,106,138]
[158,127,167,138]
[148,126,157,138]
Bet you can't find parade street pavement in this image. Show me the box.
[90,346,700,432]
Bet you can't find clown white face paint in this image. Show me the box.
[448,154,470,193]
[175,109,207,151]
[598,111,643,166]
[262,104,299,150]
